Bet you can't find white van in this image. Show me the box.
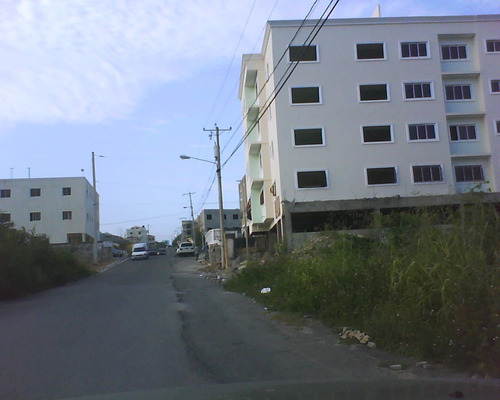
[131,243,149,260]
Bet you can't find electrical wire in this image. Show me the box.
[222,0,341,168]
[203,0,259,127]
[220,0,322,156]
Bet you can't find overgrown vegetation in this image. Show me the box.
[0,223,93,300]
[224,202,500,376]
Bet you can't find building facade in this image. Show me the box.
[125,225,155,246]
[0,177,98,244]
[197,209,242,236]
[239,14,500,248]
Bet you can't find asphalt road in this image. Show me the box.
[0,250,458,399]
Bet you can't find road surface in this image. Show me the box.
[0,250,456,399]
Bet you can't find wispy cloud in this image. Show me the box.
[0,0,497,126]
[0,0,271,125]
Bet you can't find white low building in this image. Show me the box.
[0,177,98,244]
[239,13,500,248]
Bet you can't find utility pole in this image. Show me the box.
[91,152,104,264]
[183,192,196,246]
[203,124,231,269]
[92,152,98,264]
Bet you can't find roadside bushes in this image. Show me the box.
[0,223,92,300]
[224,202,500,376]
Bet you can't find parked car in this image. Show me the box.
[131,243,149,260]
[158,248,166,255]
[148,249,158,256]
[176,242,195,256]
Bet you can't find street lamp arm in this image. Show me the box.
[179,155,216,165]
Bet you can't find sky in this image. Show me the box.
[1,0,498,242]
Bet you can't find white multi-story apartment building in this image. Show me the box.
[0,177,98,244]
[239,14,500,248]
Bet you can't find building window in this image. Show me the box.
[496,120,500,135]
[356,43,385,60]
[297,170,328,189]
[62,187,72,196]
[366,167,397,185]
[408,124,437,141]
[293,128,324,146]
[449,124,477,141]
[290,87,321,104]
[362,125,393,143]
[30,188,41,197]
[455,165,484,182]
[259,191,264,205]
[441,44,467,60]
[491,80,500,93]
[30,212,41,221]
[486,40,500,53]
[400,42,428,58]
[445,84,472,101]
[232,214,239,220]
[206,214,212,220]
[289,45,318,62]
[62,211,72,220]
[404,82,433,100]
[358,84,389,102]
[0,213,11,223]
[412,165,443,183]
[224,214,227,220]
[0,189,11,198]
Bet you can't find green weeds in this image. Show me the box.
[0,223,93,300]
[224,202,500,376]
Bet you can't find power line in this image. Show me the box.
[222,0,341,168]
[220,0,322,156]
[203,0,258,127]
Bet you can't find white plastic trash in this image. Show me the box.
[260,287,271,294]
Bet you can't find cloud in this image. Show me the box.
[0,0,497,126]
[0,0,270,125]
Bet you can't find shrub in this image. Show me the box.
[0,223,92,300]
[224,202,500,376]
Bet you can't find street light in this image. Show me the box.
[180,153,226,269]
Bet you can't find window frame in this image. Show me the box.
[365,166,399,186]
[62,187,72,196]
[444,83,474,102]
[355,42,386,61]
[288,44,319,63]
[490,79,500,94]
[399,41,430,59]
[0,189,11,198]
[454,164,485,183]
[30,212,41,222]
[403,81,434,101]
[485,39,500,53]
[295,169,329,190]
[495,120,500,135]
[361,124,394,144]
[62,211,72,220]
[411,164,444,184]
[358,83,390,103]
[449,123,479,142]
[292,127,325,147]
[0,213,11,223]
[30,188,41,197]
[441,44,468,61]
[406,123,439,142]
[289,86,322,105]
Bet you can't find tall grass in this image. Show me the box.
[224,202,500,376]
[0,223,93,300]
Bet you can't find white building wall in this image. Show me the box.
[240,14,500,235]
[0,177,97,244]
